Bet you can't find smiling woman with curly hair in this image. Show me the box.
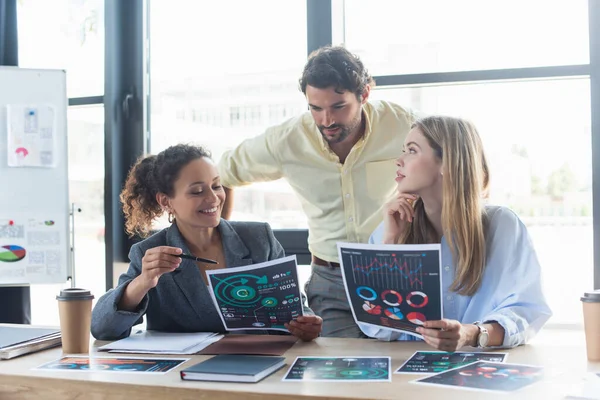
[91,144,322,342]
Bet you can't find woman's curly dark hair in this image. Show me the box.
[120,144,212,238]
[299,45,375,99]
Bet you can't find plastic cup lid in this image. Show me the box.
[581,290,600,303]
[56,288,94,301]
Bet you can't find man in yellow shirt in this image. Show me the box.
[218,46,414,337]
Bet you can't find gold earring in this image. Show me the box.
[167,211,174,223]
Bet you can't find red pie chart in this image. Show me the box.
[0,245,26,262]
[407,312,426,325]
[362,301,382,315]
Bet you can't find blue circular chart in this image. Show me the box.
[213,274,264,307]
[356,286,377,301]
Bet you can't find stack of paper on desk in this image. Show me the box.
[98,331,223,355]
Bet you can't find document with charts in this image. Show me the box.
[338,242,442,339]
[283,356,391,382]
[6,104,56,168]
[411,361,544,393]
[206,255,304,331]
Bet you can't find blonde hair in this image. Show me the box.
[398,116,490,296]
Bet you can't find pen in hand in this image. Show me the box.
[177,254,218,265]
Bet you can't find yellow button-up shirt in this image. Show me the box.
[218,100,414,262]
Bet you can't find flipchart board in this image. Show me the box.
[0,67,71,285]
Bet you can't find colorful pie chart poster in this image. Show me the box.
[338,243,442,339]
[396,351,508,374]
[411,361,544,393]
[0,214,68,284]
[283,357,391,382]
[206,255,304,331]
[35,356,188,374]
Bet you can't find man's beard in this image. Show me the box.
[318,110,362,144]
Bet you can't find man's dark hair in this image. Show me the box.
[299,46,375,99]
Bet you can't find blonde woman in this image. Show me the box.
[364,116,552,351]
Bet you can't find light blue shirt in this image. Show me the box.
[361,205,552,348]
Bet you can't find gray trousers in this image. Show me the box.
[305,264,366,338]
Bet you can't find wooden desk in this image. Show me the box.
[0,329,597,400]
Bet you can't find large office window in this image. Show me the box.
[148,0,309,229]
[17,0,105,324]
[17,0,104,97]
[344,0,589,76]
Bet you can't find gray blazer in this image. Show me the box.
[91,219,303,340]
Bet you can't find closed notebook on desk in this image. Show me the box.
[0,326,61,360]
[180,355,286,383]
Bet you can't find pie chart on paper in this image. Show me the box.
[0,245,26,262]
[384,307,404,320]
[407,312,426,325]
[362,301,382,315]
